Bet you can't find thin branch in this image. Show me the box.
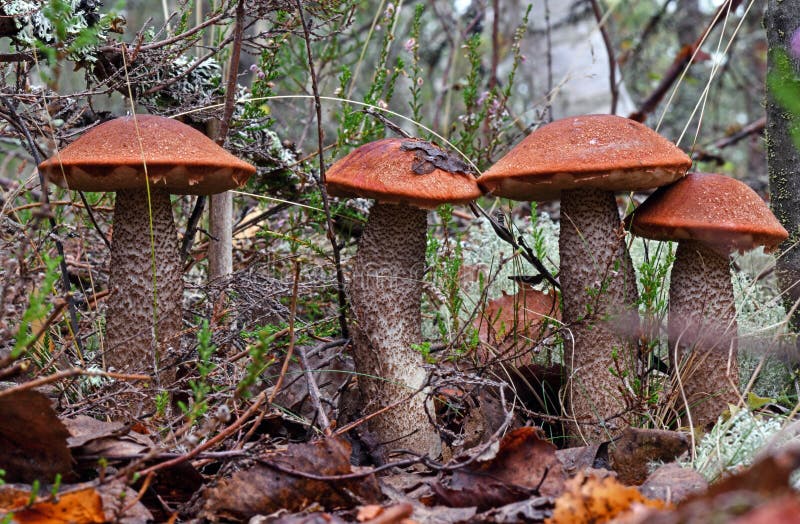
[589,0,618,115]
[296,0,349,339]
[0,99,84,354]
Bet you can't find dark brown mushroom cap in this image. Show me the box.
[326,138,482,209]
[38,115,256,195]
[479,114,691,201]
[625,172,789,253]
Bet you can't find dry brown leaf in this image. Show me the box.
[0,390,72,483]
[0,485,104,524]
[546,473,670,524]
[433,427,567,510]
[202,437,380,521]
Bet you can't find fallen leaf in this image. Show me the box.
[63,415,154,457]
[202,437,380,521]
[0,390,72,483]
[546,473,670,524]
[358,503,414,524]
[608,427,689,485]
[0,485,104,524]
[433,427,567,510]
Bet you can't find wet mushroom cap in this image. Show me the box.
[326,138,482,208]
[38,115,256,195]
[625,172,789,254]
[478,114,691,200]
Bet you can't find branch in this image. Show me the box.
[296,0,349,339]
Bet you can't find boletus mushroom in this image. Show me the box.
[39,115,255,388]
[625,172,788,429]
[326,138,481,457]
[479,114,691,442]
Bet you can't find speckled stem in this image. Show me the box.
[669,240,738,430]
[105,188,182,387]
[349,202,441,457]
[560,187,640,443]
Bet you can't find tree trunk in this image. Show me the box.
[766,1,800,347]
[206,118,234,280]
[209,191,233,279]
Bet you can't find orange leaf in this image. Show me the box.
[0,486,104,524]
[546,473,671,524]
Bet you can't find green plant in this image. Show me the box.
[13,255,61,358]
[177,320,217,422]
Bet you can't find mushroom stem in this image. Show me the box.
[105,187,182,386]
[559,187,640,442]
[349,202,440,456]
[669,239,738,429]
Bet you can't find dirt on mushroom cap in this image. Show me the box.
[326,138,482,209]
[38,115,256,195]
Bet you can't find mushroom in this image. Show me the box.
[474,284,561,368]
[479,115,691,442]
[625,172,788,429]
[326,138,481,456]
[39,115,255,387]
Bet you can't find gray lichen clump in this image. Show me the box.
[327,138,481,457]
[38,115,255,399]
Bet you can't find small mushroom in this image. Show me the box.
[479,115,691,442]
[326,138,481,456]
[39,115,255,389]
[474,284,561,368]
[625,172,788,429]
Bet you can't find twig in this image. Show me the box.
[77,190,111,250]
[267,261,301,405]
[296,0,349,339]
[297,343,332,436]
[216,0,245,144]
[589,0,618,115]
[0,99,84,354]
[180,196,206,261]
[136,390,268,475]
[469,201,560,289]
[692,115,766,162]
[0,368,150,399]
[629,0,744,122]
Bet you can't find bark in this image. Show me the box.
[766,0,800,348]
[105,188,182,387]
[669,240,738,430]
[349,203,441,457]
[560,188,640,443]
[209,191,233,279]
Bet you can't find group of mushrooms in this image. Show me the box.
[39,113,788,456]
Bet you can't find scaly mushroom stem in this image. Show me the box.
[105,187,183,386]
[669,240,738,429]
[560,187,640,442]
[349,202,440,457]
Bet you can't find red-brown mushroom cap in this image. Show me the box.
[479,114,691,201]
[38,115,256,195]
[625,172,789,253]
[326,138,482,209]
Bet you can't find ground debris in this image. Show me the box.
[432,427,566,511]
[202,437,381,521]
[0,389,73,483]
